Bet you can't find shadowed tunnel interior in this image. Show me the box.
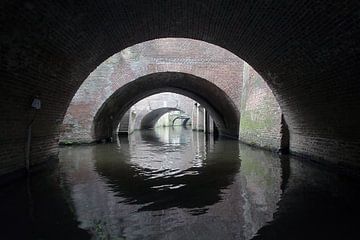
[93,72,240,140]
[1,0,360,174]
[1,1,360,239]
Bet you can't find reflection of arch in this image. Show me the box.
[140,107,184,129]
[139,127,190,147]
[94,72,240,140]
[95,133,241,212]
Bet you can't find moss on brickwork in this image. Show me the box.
[239,64,282,150]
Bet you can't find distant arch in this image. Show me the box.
[140,108,186,129]
[172,116,191,126]
[93,72,240,140]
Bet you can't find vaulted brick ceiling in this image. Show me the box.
[1,0,359,175]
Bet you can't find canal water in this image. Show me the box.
[0,127,359,239]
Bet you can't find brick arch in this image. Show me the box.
[140,108,186,129]
[117,92,195,135]
[93,72,240,140]
[1,1,360,175]
[61,38,243,144]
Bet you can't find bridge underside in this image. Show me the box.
[1,0,360,176]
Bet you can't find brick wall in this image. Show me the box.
[1,0,360,177]
[61,39,242,143]
[93,72,240,140]
[239,63,282,151]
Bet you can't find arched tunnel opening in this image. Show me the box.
[113,91,221,139]
[171,115,191,127]
[118,107,188,134]
[93,72,240,141]
[140,108,188,129]
[1,2,360,239]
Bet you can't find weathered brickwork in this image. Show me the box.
[62,39,243,143]
[1,1,360,177]
[239,63,282,151]
[93,72,240,140]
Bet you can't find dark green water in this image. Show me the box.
[0,127,359,239]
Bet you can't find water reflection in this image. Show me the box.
[96,130,240,212]
[1,127,359,239]
[60,127,282,239]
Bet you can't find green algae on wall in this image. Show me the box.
[239,63,282,151]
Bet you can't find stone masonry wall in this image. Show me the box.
[239,63,282,151]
